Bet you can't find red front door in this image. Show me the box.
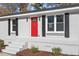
[31,17,38,37]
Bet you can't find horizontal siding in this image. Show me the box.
[47,33,64,36]
[28,41,79,55]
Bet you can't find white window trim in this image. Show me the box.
[46,14,64,33]
[10,19,16,33]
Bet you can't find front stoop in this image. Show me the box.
[0,52,13,56]
[2,39,27,54]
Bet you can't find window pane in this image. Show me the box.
[56,23,64,31]
[48,23,54,31]
[13,26,16,31]
[56,15,63,22]
[12,19,16,25]
[32,18,37,22]
[48,16,54,23]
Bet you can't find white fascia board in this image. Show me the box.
[0,6,79,19]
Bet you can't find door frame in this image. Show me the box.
[31,16,38,37]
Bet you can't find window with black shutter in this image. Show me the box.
[8,18,18,36]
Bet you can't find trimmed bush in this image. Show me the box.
[52,48,62,56]
[0,39,5,48]
[31,47,39,53]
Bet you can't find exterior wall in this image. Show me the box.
[0,13,79,55]
[0,20,8,44]
[28,14,79,55]
[9,18,30,42]
[0,18,30,45]
[18,18,30,38]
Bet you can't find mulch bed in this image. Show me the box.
[16,49,78,56]
[16,49,52,56]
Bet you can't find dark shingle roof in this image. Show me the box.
[0,3,79,17]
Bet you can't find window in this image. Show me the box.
[48,16,54,31]
[11,19,17,33]
[12,19,16,31]
[31,18,37,22]
[47,15,64,33]
[56,15,64,31]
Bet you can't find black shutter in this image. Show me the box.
[16,18,18,36]
[8,19,10,36]
[65,13,69,38]
[42,15,46,36]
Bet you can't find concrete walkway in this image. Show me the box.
[0,52,13,56]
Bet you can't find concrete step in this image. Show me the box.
[2,49,18,54]
[7,44,23,49]
[2,39,27,54]
[12,39,26,43]
[8,42,25,46]
[5,47,21,52]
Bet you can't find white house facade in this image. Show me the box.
[0,5,79,55]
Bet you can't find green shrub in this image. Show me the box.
[31,47,39,53]
[52,48,62,56]
[0,39,5,48]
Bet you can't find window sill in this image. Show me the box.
[10,31,16,34]
[46,31,64,34]
[46,32,64,36]
[46,31,64,36]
